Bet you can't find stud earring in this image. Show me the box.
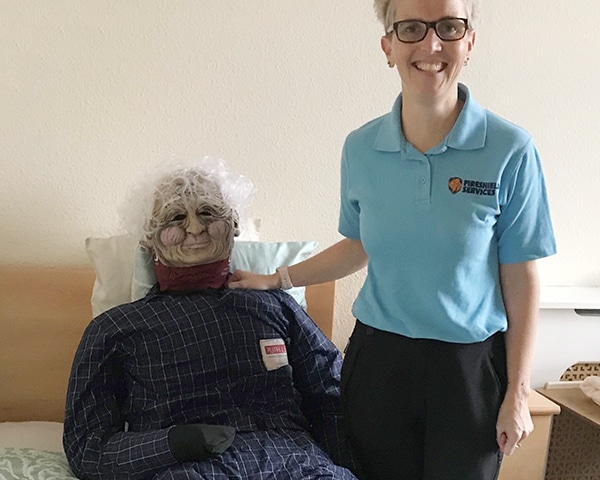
[463,58,470,67]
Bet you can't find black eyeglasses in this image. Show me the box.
[386,17,470,43]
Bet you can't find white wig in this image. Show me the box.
[120,156,256,244]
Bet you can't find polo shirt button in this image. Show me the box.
[420,177,427,184]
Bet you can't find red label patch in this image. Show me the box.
[265,344,287,355]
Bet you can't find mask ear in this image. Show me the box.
[232,210,241,237]
[141,236,153,249]
[140,238,160,262]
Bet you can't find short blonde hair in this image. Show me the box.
[374,0,480,32]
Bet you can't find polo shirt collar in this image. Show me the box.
[374,83,487,153]
[373,95,404,152]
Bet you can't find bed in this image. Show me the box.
[0,238,336,479]
[0,241,561,480]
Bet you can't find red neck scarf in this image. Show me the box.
[154,258,230,292]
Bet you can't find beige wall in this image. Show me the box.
[2,1,598,349]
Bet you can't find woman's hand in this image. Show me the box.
[228,239,368,291]
[227,270,280,290]
[497,260,539,455]
[495,394,534,455]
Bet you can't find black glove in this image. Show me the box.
[168,424,236,463]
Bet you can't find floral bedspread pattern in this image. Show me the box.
[0,448,78,480]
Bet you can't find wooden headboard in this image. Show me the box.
[0,265,335,423]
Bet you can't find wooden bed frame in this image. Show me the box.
[0,265,335,423]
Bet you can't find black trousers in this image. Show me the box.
[341,320,507,480]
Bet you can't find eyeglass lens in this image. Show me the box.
[395,18,467,43]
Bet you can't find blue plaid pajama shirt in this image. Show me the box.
[63,287,356,479]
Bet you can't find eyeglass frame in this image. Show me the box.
[386,17,470,43]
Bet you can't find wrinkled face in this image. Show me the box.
[381,0,475,102]
[148,173,239,267]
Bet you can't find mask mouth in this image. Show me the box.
[181,231,212,246]
[182,243,210,250]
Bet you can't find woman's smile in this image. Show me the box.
[414,61,446,73]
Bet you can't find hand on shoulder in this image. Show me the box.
[227,270,280,290]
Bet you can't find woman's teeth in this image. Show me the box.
[415,62,443,72]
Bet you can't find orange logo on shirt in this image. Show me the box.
[448,177,500,196]
[448,177,463,194]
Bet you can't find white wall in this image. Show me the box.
[2,1,599,350]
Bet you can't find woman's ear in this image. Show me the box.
[466,30,476,56]
[381,35,394,68]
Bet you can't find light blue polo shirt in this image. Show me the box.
[339,83,556,343]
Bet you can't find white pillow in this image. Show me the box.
[85,235,138,318]
[86,235,318,316]
[0,421,64,452]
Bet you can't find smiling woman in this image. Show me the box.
[226,0,557,478]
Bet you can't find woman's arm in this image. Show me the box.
[228,238,368,290]
[495,260,539,455]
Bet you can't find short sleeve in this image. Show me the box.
[338,142,361,240]
[496,140,557,264]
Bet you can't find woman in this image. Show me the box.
[229,0,556,478]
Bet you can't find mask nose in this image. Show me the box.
[185,211,206,236]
